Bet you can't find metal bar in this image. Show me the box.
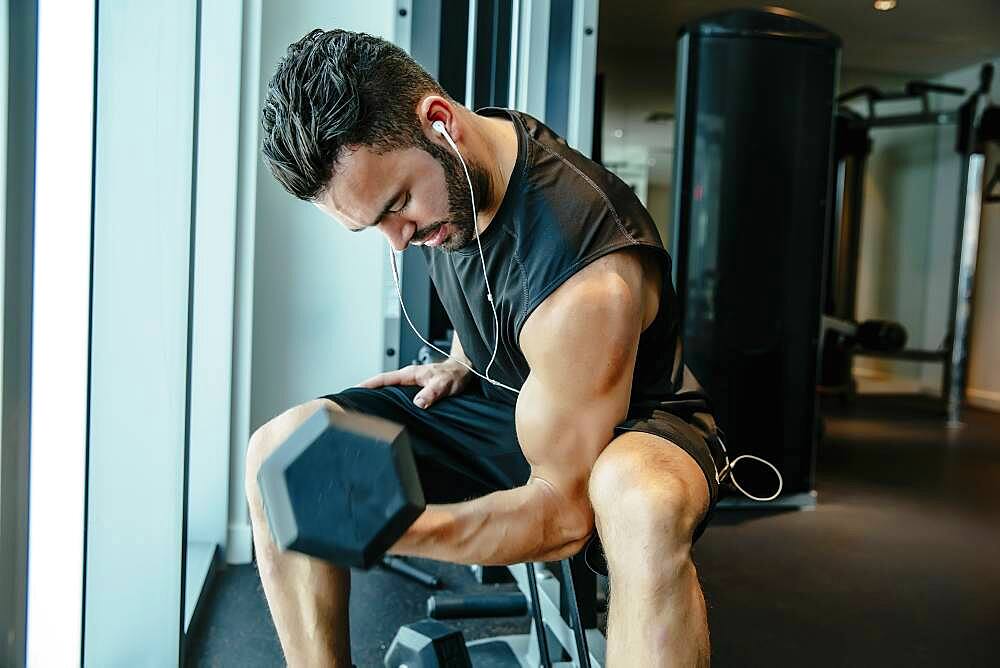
[187,0,245,565]
[861,110,957,128]
[508,563,606,667]
[841,148,867,321]
[851,348,947,362]
[507,0,519,106]
[718,491,817,510]
[388,0,414,386]
[464,0,477,109]
[670,32,693,307]
[946,154,986,424]
[820,315,857,338]
[826,158,846,314]
[380,556,442,589]
[514,0,549,120]
[427,592,527,619]
[525,563,553,668]
[560,559,591,668]
[1,2,38,666]
[565,0,597,156]
[226,0,262,566]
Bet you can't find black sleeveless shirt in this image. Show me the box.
[420,108,711,417]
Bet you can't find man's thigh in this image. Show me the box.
[321,382,531,504]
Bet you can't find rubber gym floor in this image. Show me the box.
[186,396,1000,667]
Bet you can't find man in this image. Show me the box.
[247,28,724,667]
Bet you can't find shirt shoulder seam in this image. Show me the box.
[527,135,637,244]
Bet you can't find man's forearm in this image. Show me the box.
[387,479,592,565]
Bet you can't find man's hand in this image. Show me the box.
[356,361,474,409]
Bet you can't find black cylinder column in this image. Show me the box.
[672,9,840,499]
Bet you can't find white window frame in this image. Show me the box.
[83,0,200,662]
[27,0,95,663]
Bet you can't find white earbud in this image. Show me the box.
[432,120,461,156]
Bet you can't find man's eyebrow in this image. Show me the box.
[352,191,401,232]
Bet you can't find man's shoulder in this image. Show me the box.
[519,248,653,348]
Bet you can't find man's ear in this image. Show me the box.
[418,95,460,144]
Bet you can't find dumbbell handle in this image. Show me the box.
[427,592,528,619]
[380,556,441,589]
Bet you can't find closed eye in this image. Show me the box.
[352,193,409,233]
[389,192,410,215]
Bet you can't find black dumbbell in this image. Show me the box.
[256,405,425,569]
[384,619,472,668]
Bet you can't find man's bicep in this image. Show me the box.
[515,374,619,496]
[515,282,645,502]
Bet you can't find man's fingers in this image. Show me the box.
[357,365,419,389]
[412,379,444,409]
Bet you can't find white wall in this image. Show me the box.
[227,0,400,563]
[853,122,940,382]
[250,2,396,427]
[838,70,922,383]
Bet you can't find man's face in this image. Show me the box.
[316,136,492,253]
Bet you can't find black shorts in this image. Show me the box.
[320,379,722,577]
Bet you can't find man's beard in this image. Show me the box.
[417,136,494,252]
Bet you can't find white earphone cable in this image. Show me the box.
[387,248,521,394]
[386,120,519,395]
[714,434,783,502]
[435,124,504,383]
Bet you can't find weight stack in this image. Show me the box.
[671,9,840,500]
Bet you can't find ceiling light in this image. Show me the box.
[873,0,896,10]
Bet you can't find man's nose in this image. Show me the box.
[380,220,415,251]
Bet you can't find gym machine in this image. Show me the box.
[823,63,998,424]
[385,555,606,667]
[671,8,840,507]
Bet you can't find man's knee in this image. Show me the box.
[245,397,344,506]
[588,443,706,553]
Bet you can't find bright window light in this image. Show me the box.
[874,0,897,11]
[27,0,95,664]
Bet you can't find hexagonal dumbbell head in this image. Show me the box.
[257,405,425,569]
[384,619,472,668]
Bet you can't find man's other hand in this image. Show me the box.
[356,361,474,409]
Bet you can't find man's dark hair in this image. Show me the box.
[261,29,449,201]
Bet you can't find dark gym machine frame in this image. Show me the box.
[413,555,605,667]
[828,64,996,424]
